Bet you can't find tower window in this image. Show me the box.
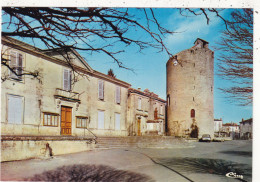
[167,94,170,106]
[191,109,195,118]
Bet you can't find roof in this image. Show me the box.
[240,118,253,124]
[194,38,209,44]
[2,36,131,88]
[222,123,239,127]
[128,88,166,103]
[42,48,94,73]
[214,118,222,121]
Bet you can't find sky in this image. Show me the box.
[81,8,252,124]
[1,8,253,124]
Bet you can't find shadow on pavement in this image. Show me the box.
[155,157,251,182]
[220,151,252,157]
[25,164,154,182]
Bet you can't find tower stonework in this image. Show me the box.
[166,38,214,138]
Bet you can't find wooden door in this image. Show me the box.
[137,118,141,136]
[61,106,72,135]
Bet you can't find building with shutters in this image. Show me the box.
[1,36,132,138]
[127,88,166,136]
[239,118,253,139]
[1,36,166,161]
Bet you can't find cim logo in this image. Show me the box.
[226,172,243,179]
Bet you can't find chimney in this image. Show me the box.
[194,38,209,48]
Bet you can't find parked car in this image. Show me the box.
[213,137,225,142]
[199,134,211,142]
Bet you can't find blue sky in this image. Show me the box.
[82,8,252,124]
[1,8,252,124]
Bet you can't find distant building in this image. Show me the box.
[222,123,240,139]
[214,118,223,137]
[214,118,223,133]
[239,118,253,139]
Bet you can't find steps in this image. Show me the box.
[95,136,194,149]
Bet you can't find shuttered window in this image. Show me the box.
[115,86,121,104]
[7,95,23,124]
[98,110,105,129]
[138,97,142,110]
[63,69,71,91]
[115,113,120,130]
[98,80,104,100]
[10,51,23,80]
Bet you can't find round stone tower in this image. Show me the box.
[166,38,214,138]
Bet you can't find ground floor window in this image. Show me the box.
[43,112,59,126]
[98,110,105,129]
[115,113,120,130]
[76,116,88,128]
[7,94,24,124]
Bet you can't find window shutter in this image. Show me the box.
[98,111,104,129]
[17,53,23,78]
[10,52,17,78]
[63,69,71,90]
[116,86,120,104]
[98,80,104,100]
[115,113,120,130]
[138,98,142,110]
[68,70,71,90]
[8,95,23,124]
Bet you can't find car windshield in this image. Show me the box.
[202,134,210,137]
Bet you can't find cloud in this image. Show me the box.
[165,10,223,53]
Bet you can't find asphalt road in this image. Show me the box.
[1,140,252,182]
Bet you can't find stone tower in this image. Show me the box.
[166,38,214,138]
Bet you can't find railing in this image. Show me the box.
[85,128,97,144]
[54,88,80,102]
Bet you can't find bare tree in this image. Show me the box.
[107,68,116,78]
[215,9,253,106]
[1,7,226,81]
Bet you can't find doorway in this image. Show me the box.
[137,117,141,136]
[61,106,72,135]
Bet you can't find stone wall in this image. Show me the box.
[1,136,95,162]
[166,40,214,138]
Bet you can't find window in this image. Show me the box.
[167,94,170,106]
[115,86,121,104]
[7,95,24,124]
[138,97,142,110]
[63,69,71,91]
[115,113,120,130]
[10,51,23,80]
[191,109,195,118]
[76,116,88,128]
[98,80,104,100]
[98,110,104,129]
[43,113,59,126]
[154,108,158,120]
[160,105,163,115]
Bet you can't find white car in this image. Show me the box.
[199,134,211,142]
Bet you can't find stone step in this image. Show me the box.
[94,136,187,150]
